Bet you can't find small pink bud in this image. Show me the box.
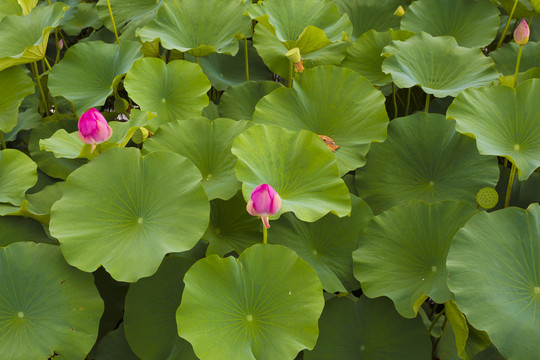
[514,19,529,46]
[78,108,113,153]
[57,39,63,50]
[246,184,282,228]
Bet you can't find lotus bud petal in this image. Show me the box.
[57,39,63,50]
[77,108,113,153]
[514,19,529,46]
[285,47,302,64]
[394,6,405,17]
[246,184,282,228]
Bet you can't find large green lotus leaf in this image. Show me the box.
[341,29,414,87]
[39,128,91,159]
[124,58,210,129]
[203,191,261,257]
[50,148,210,282]
[48,40,143,115]
[0,2,67,71]
[305,296,432,359]
[0,216,54,247]
[0,66,34,133]
[177,244,324,360]
[124,256,198,360]
[137,0,251,57]
[3,96,41,141]
[447,204,540,360]
[381,32,498,97]
[92,324,139,360]
[21,181,64,225]
[447,79,540,181]
[333,0,408,39]
[0,242,104,360]
[0,0,21,21]
[490,41,540,76]
[497,0,535,18]
[195,40,274,91]
[143,118,252,200]
[96,0,162,35]
[218,81,283,121]
[28,119,86,180]
[355,113,500,214]
[61,2,103,36]
[252,66,389,175]
[232,124,351,222]
[401,0,500,48]
[353,200,477,318]
[0,149,37,206]
[268,195,373,293]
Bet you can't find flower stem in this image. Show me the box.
[513,44,524,87]
[496,0,519,49]
[0,131,6,150]
[432,316,448,356]
[392,83,398,118]
[244,38,250,81]
[424,93,430,113]
[288,60,293,88]
[263,223,267,245]
[428,310,445,334]
[32,62,49,115]
[504,161,517,207]
[106,0,120,45]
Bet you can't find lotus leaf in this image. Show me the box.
[0,216,53,247]
[355,113,500,214]
[60,2,103,36]
[96,0,162,36]
[218,81,283,120]
[0,0,21,20]
[91,324,139,360]
[447,79,540,181]
[400,0,500,48]
[0,242,103,360]
[232,124,351,222]
[0,149,37,206]
[0,66,34,133]
[382,32,499,97]
[176,244,324,360]
[50,148,209,282]
[252,66,389,175]
[490,41,540,75]
[447,204,540,360]
[137,0,251,57]
[353,200,477,318]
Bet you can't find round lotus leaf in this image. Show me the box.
[253,66,389,175]
[91,324,139,360]
[381,32,499,97]
[490,41,540,76]
[48,40,143,115]
[176,244,325,360]
[447,204,540,360]
[124,256,198,360]
[0,216,54,247]
[203,191,261,257]
[0,149,37,206]
[218,81,283,120]
[341,29,414,87]
[353,200,478,318]
[249,0,352,78]
[232,124,351,223]
[400,0,500,48]
[28,119,86,180]
[0,66,34,133]
[0,2,67,71]
[355,113,499,214]
[60,2,103,36]
[447,79,540,181]
[96,0,162,36]
[0,242,104,360]
[268,195,373,293]
[196,40,274,91]
[50,148,210,282]
[305,296,432,360]
[333,0,408,39]
[137,0,251,57]
[124,58,210,129]
[143,118,252,200]
[0,0,21,21]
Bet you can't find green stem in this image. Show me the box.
[69,101,78,118]
[244,38,249,81]
[54,29,61,64]
[0,131,6,150]
[496,0,519,49]
[392,83,398,119]
[195,56,199,65]
[32,62,49,115]
[432,316,448,356]
[504,161,517,207]
[428,310,445,335]
[263,223,268,245]
[288,60,293,88]
[424,93,430,113]
[513,44,524,87]
[106,0,120,45]
[43,56,53,71]
[405,87,411,116]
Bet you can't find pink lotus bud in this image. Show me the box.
[57,39,63,50]
[78,108,113,153]
[246,184,282,228]
[514,19,529,46]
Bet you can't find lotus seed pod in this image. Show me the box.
[394,5,405,17]
[476,187,499,209]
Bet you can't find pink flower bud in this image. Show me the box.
[514,19,529,46]
[78,108,113,153]
[57,39,63,50]
[246,184,282,228]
